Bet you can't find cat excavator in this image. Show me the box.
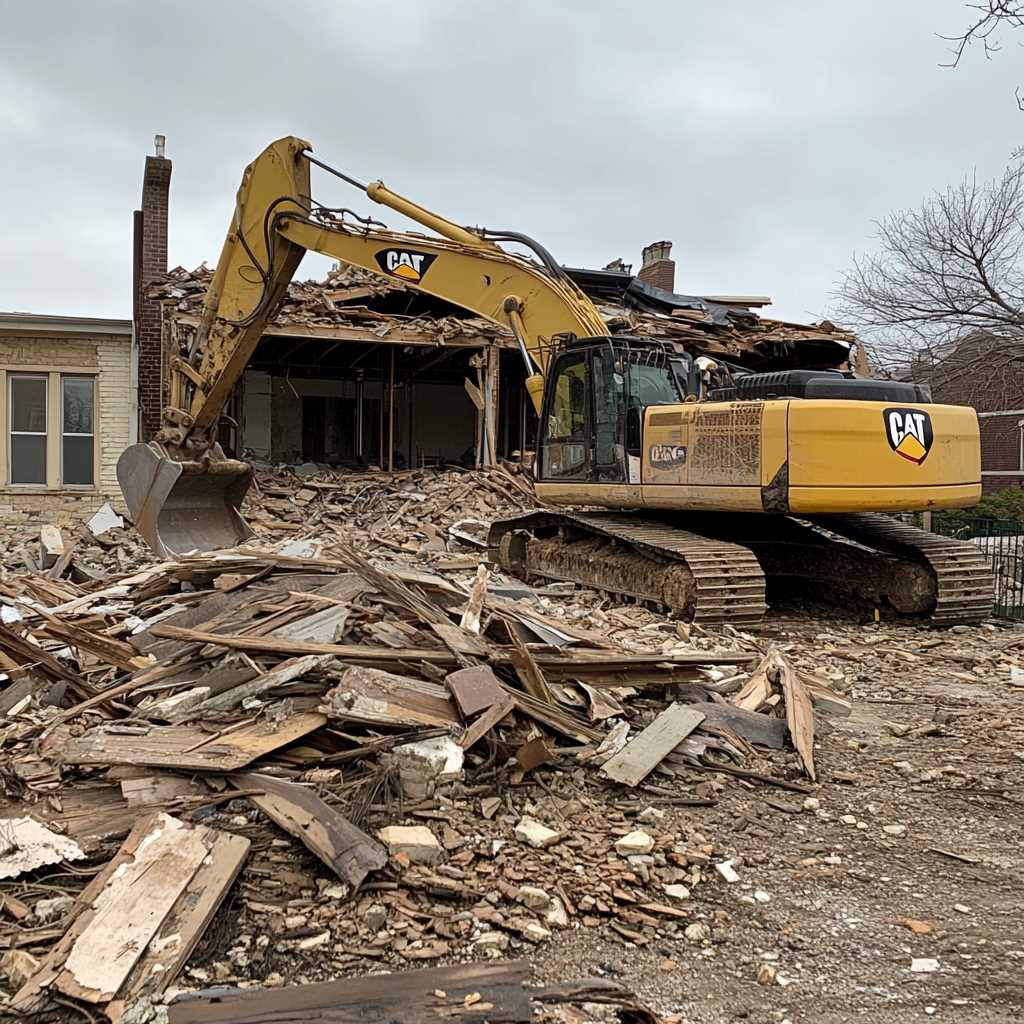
[117,137,994,625]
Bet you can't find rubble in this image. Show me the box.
[0,465,1022,1020]
[151,263,860,376]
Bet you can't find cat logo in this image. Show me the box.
[649,443,688,469]
[374,248,437,283]
[884,407,933,465]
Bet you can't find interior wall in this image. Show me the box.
[240,369,475,466]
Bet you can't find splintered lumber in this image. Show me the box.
[56,711,327,771]
[13,813,249,1013]
[231,772,386,888]
[601,703,707,787]
[777,652,816,781]
[187,653,335,715]
[459,563,490,633]
[167,959,532,1024]
[509,633,553,705]
[458,693,516,750]
[733,655,773,711]
[321,665,460,728]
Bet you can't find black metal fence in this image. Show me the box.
[927,515,1024,620]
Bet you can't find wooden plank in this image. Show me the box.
[459,563,490,633]
[687,702,787,748]
[509,633,553,705]
[147,624,457,665]
[231,772,386,887]
[446,665,505,718]
[108,829,250,1021]
[321,665,459,728]
[55,815,210,1002]
[13,814,248,1015]
[59,711,327,771]
[187,654,335,716]
[167,959,531,1024]
[601,703,707,787]
[271,604,350,643]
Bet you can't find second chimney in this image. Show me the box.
[637,240,675,293]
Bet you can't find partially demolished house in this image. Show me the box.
[134,144,861,472]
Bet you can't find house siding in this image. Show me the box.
[0,330,132,524]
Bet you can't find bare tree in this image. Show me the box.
[833,161,1024,399]
[941,2,1024,107]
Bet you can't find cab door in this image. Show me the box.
[536,346,639,505]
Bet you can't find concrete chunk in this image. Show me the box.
[376,825,442,865]
[514,817,560,849]
[615,830,655,856]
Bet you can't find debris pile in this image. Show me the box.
[151,263,858,370]
[247,462,537,552]
[0,524,848,1019]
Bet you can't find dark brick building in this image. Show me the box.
[926,333,1024,494]
[133,135,171,441]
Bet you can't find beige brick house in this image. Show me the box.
[0,313,133,524]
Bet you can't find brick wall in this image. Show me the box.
[926,335,1024,494]
[637,241,676,293]
[0,331,132,524]
[136,154,172,440]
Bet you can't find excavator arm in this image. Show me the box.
[119,136,607,555]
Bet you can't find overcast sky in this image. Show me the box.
[1,0,1022,324]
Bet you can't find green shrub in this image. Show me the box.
[933,486,1024,533]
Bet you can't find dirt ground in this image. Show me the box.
[522,611,1024,1024]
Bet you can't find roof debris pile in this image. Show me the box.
[247,462,537,553]
[0,525,850,1020]
[151,263,857,369]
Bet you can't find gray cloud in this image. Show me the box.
[1,0,1022,323]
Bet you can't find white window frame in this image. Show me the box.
[61,374,96,487]
[8,372,48,486]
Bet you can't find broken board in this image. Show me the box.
[600,703,706,787]
[13,813,249,1015]
[231,772,386,888]
[57,711,327,771]
[168,959,531,1024]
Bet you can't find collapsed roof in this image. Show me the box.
[151,262,858,371]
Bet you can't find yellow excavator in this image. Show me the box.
[117,137,993,625]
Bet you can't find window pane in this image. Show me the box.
[11,434,46,484]
[63,377,94,434]
[10,377,47,433]
[63,435,94,486]
[542,355,589,481]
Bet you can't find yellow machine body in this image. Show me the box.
[537,400,981,513]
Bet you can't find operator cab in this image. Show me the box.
[538,335,687,484]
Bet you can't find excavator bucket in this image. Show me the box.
[117,443,254,558]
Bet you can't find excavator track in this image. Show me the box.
[808,513,994,626]
[489,511,766,625]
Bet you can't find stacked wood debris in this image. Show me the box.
[247,462,537,552]
[150,263,857,369]
[0,522,847,1019]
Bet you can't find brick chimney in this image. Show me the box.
[134,134,171,441]
[637,240,675,293]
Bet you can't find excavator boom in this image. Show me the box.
[118,137,606,556]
